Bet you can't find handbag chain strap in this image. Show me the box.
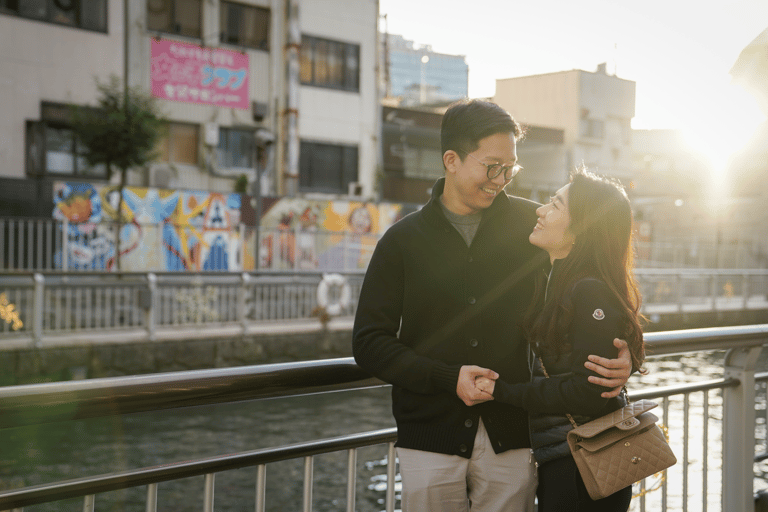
[538,356,580,429]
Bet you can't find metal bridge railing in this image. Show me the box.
[1,269,767,345]
[0,324,767,512]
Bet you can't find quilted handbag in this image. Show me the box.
[537,358,677,500]
[566,399,677,500]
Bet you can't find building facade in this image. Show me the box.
[383,34,468,106]
[494,64,635,192]
[0,0,380,199]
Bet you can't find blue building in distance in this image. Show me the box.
[384,34,468,106]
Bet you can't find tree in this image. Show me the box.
[73,76,165,270]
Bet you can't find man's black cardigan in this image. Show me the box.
[353,178,547,458]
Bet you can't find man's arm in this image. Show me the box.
[585,338,632,398]
[352,230,462,395]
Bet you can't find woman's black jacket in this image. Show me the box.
[490,271,629,465]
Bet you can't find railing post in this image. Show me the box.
[145,483,158,512]
[33,273,44,347]
[386,442,396,512]
[145,273,157,342]
[203,474,215,512]
[346,449,357,512]
[722,345,763,512]
[62,219,69,271]
[255,464,266,512]
[239,272,251,335]
[303,456,313,512]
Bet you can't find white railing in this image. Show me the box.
[1,270,767,344]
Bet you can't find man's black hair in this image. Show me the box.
[441,99,524,167]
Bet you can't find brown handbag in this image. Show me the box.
[539,359,677,500]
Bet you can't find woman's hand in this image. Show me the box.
[585,338,632,398]
[475,376,496,397]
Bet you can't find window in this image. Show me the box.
[0,0,106,31]
[218,127,255,169]
[402,146,443,180]
[299,141,358,194]
[156,122,199,165]
[220,1,269,50]
[300,35,359,91]
[147,0,201,38]
[580,118,604,139]
[25,122,108,178]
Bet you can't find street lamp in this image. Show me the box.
[420,54,429,104]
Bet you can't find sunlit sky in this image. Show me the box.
[378,0,768,189]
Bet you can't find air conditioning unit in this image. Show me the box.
[348,182,363,197]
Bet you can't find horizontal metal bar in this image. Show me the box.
[629,378,740,400]
[0,326,765,429]
[642,324,768,356]
[0,374,739,510]
[0,358,385,429]
[0,428,399,510]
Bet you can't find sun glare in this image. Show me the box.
[681,80,766,199]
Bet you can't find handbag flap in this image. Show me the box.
[568,411,659,452]
[570,399,658,439]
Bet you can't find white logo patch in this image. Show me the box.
[592,309,605,320]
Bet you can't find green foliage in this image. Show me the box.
[72,75,165,174]
[234,173,249,194]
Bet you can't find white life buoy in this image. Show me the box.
[317,273,351,316]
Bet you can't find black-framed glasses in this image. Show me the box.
[464,152,522,181]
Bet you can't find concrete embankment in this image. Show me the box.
[0,318,354,386]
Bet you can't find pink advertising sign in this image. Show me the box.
[151,38,249,110]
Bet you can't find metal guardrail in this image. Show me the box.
[1,269,767,344]
[1,324,767,512]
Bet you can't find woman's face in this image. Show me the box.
[530,183,576,262]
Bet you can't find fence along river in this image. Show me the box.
[3,347,768,512]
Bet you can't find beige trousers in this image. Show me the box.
[397,419,537,512]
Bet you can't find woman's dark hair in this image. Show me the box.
[441,99,525,168]
[526,167,646,373]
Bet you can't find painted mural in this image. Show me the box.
[53,182,241,271]
[258,198,418,270]
[53,181,418,271]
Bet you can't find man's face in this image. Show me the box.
[443,131,518,215]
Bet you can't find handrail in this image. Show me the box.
[0,374,748,510]
[0,325,766,430]
[0,358,384,429]
[0,428,399,510]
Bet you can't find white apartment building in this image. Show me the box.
[494,64,636,194]
[0,0,380,198]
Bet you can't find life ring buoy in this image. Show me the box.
[317,273,351,316]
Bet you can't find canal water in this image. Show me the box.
[2,351,768,512]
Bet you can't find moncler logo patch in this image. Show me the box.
[592,309,605,320]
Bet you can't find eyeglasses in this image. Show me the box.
[464,152,522,181]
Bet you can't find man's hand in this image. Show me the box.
[457,366,497,406]
[476,376,496,396]
[585,338,632,398]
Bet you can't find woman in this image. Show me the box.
[476,167,646,511]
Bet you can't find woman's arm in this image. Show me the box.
[479,279,626,416]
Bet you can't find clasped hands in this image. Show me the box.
[455,338,632,407]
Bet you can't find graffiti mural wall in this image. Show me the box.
[52,181,419,271]
[53,182,242,271]
[258,198,418,270]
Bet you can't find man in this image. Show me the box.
[353,99,631,511]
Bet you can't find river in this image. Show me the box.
[2,350,768,512]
